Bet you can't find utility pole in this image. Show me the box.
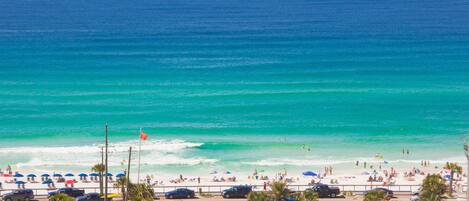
[464,138,469,201]
[100,146,104,195]
[125,146,132,201]
[104,123,109,201]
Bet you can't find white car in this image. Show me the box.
[410,191,419,201]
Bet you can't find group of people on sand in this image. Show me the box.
[420,160,433,168]
[324,166,333,176]
[212,176,236,182]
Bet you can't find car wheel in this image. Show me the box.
[331,193,336,198]
[226,194,230,198]
[169,195,174,199]
[25,197,31,201]
[5,198,12,201]
[187,194,191,198]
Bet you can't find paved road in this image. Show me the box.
[32,195,411,201]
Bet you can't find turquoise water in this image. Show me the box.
[0,0,468,175]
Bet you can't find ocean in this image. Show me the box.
[0,0,468,176]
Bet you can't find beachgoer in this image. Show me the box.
[356,161,359,166]
[263,182,267,191]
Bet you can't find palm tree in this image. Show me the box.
[303,190,319,201]
[270,181,289,201]
[363,189,387,201]
[115,176,127,196]
[91,163,105,195]
[444,162,462,197]
[128,183,154,201]
[293,192,305,201]
[49,193,75,201]
[420,174,447,201]
[247,191,269,201]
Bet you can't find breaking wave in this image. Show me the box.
[0,139,202,154]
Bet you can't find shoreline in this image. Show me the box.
[0,164,462,192]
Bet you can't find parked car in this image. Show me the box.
[366,188,394,199]
[76,193,108,201]
[48,187,85,198]
[1,189,34,201]
[307,183,340,198]
[222,185,252,198]
[165,188,195,199]
[410,191,419,201]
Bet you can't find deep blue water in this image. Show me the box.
[0,0,468,174]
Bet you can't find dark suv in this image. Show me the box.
[222,185,252,198]
[2,189,34,201]
[307,183,340,198]
[48,187,85,198]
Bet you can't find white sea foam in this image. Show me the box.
[16,155,217,168]
[7,139,215,168]
[0,139,202,154]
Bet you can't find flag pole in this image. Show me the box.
[137,128,142,184]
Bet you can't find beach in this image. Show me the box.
[1,0,469,198]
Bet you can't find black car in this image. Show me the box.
[2,189,34,201]
[307,183,340,198]
[367,188,394,199]
[76,193,105,201]
[222,185,252,198]
[48,187,85,198]
[164,188,195,199]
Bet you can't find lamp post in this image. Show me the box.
[464,138,469,201]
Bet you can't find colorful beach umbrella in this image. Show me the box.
[78,173,88,177]
[105,173,113,176]
[302,171,317,177]
[116,173,125,178]
[27,174,37,178]
[65,173,74,177]
[42,179,53,184]
[41,173,50,177]
[53,173,62,177]
[15,180,26,184]
[13,173,24,177]
[65,180,75,184]
[89,173,99,177]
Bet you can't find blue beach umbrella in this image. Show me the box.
[42,179,53,184]
[302,171,317,177]
[53,173,62,177]
[65,173,74,177]
[13,173,24,177]
[41,173,50,177]
[15,180,26,184]
[89,173,99,177]
[105,173,113,177]
[444,175,451,180]
[78,173,88,177]
[116,173,125,178]
[27,174,37,178]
